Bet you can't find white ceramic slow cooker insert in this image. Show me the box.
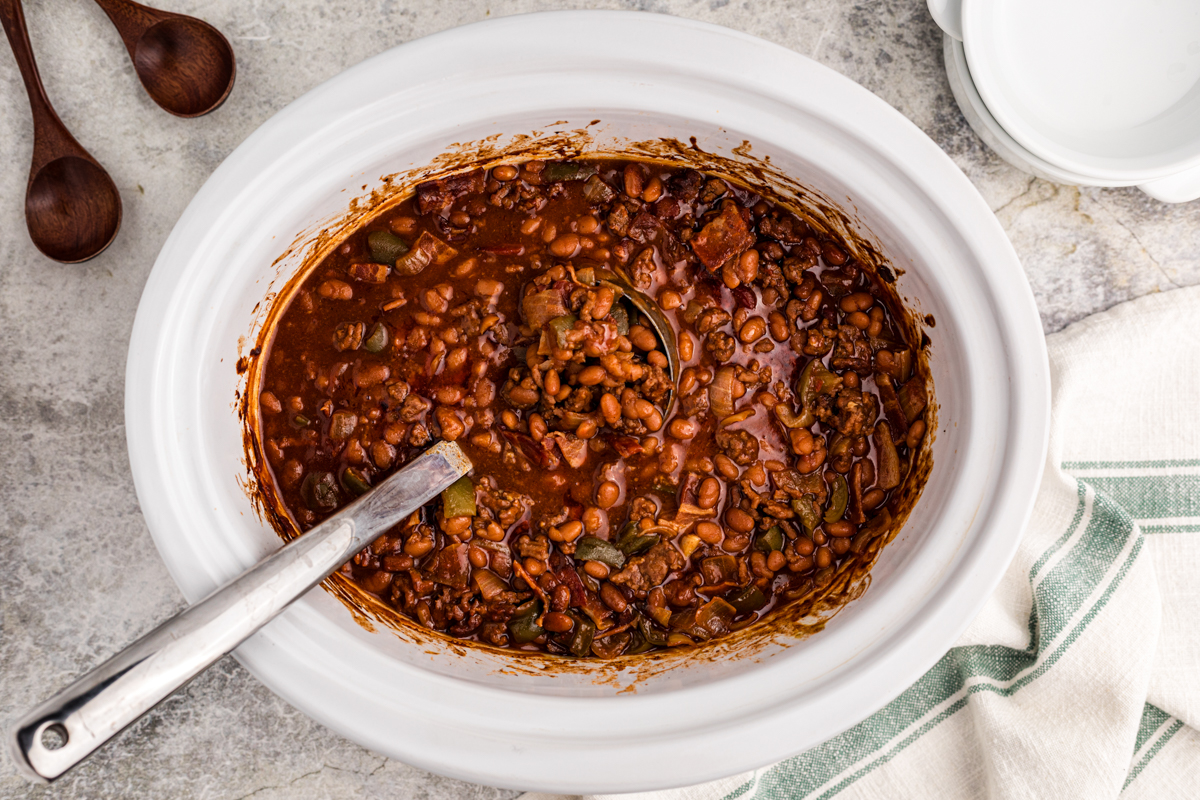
[125,12,1048,793]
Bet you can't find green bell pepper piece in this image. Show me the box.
[441,475,476,518]
[574,536,626,569]
[367,230,409,265]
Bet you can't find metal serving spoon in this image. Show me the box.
[0,0,122,263]
[93,0,235,117]
[9,441,471,783]
[595,266,681,417]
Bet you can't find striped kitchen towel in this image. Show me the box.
[524,284,1200,800]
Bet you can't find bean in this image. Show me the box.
[863,488,887,509]
[739,317,766,343]
[520,217,543,235]
[549,233,581,258]
[745,462,767,486]
[596,480,621,508]
[678,368,698,396]
[794,537,815,556]
[678,331,695,362]
[907,419,926,448]
[582,506,604,533]
[726,507,756,533]
[574,365,604,387]
[404,534,434,558]
[468,546,489,569]
[801,290,823,322]
[317,279,353,300]
[479,521,506,542]
[600,392,621,424]
[765,459,787,472]
[722,533,751,552]
[544,369,561,397]
[621,391,641,419]
[493,164,518,181]
[541,222,558,243]
[354,363,391,388]
[623,164,644,198]
[523,557,546,577]
[697,478,721,509]
[868,308,885,338]
[551,520,585,543]
[843,371,860,389]
[371,441,395,469]
[659,289,683,310]
[668,417,698,440]
[382,554,414,572]
[583,560,610,579]
[767,550,787,571]
[633,398,655,419]
[768,311,789,342]
[447,346,469,372]
[592,286,615,319]
[847,311,870,330]
[714,454,739,480]
[433,385,464,405]
[695,522,724,544]
[735,249,760,283]
[501,410,519,429]
[509,386,540,406]
[442,515,472,537]
[449,210,471,227]
[826,520,856,537]
[389,216,418,235]
[721,261,741,289]
[529,413,548,441]
[543,611,575,633]
[839,292,873,313]
[630,325,658,352]
[648,350,668,368]
[815,546,833,568]
[790,428,815,455]
[577,215,600,235]
[641,176,663,203]
[822,242,848,265]
[644,409,664,432]
[451,257,478,278]
[600,582,629,612]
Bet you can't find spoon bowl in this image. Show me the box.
[134,16,235,117]
[26,156,122,262]
[95,0,235,118]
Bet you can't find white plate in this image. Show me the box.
[125,11,1049,793]
[963,0,1200,182]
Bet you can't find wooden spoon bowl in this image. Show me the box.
[95,0,235,117]
[27,156,122,263]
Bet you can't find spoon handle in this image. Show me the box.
[0,0,93,176]
[8,441,472,783]
[90,0,166,59]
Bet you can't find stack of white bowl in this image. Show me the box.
[929,0,1200,203]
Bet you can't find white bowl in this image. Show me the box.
[961,0,1200,183]
[125,11,1049,793]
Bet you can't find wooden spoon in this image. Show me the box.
[93,0,235,118]
[0,0,122,263]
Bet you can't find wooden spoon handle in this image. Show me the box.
[0,0,91,177]
[91,0,169,57]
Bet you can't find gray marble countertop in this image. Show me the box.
[2,1,1197,798]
